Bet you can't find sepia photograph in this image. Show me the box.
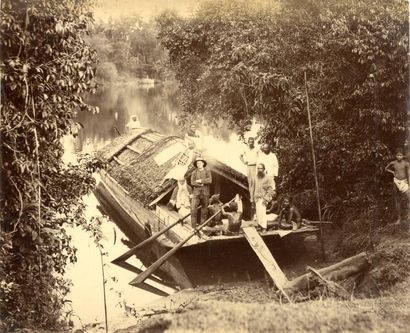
[1,0,409,332]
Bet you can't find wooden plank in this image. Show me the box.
[113,156,125,165]
[141,134,156,142]
[126,145,143,154]
[242,226,290,299]
[149,186,175,207]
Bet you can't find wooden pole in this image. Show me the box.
[304,71,325,260]
[112,210,193,264]
[99,247,109,333]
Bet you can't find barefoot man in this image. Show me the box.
[385,148,410,224]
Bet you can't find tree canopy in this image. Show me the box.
[156,0,409,219]
[1,0,100,329]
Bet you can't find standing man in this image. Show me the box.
[190,157,212,228]
[257,143,279,190]
[254,163,275,233]
[385,148,410,225]
[239,137,259,209]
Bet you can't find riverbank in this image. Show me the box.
[90,225,410,333]
[82,275,409,333]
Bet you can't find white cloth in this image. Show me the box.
[266,213,278,222]
[255,199,267,229]
[257,152,279,177]
[394,178,409,193]
[241,147,259,165]
[126,117,141,130]
[176,182,191,210]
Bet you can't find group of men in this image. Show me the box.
[239,137,302,232]
[167,130,303,234]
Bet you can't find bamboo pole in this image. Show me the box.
[304,71,325,260]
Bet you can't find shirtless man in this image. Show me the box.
[221,202,243,235]
[277,196,302,230]
[385,148,410,224]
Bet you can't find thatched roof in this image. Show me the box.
[97,128,248,206]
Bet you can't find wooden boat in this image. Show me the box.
[94,128,319,294]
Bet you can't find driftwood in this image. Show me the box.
[283,252,370,294]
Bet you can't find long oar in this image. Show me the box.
[112,209,193,264]
[130,197,236,286]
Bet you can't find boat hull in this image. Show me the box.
[95,171,318,287]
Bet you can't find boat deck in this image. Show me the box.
[155,205,319,248]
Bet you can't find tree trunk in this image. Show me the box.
[283,252,370,294]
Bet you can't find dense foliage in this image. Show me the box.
[89,16,168,83]
[156,0,409,221]
[1,0,99,329]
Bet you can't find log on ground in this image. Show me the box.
[284,252,370,294]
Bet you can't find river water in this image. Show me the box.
[64,83,257,329]
[64,84,181,329]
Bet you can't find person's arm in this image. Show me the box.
[277,209,284,224]
[272,153,279,177]
[201,169,212,184]
[406,162,410,184]
[239,150,247,165]
[191,171,202,187]
[264,178,274,204]
[286,208,294,224]
[221,205,228,217]
[385,161,395,176]
[293,207,302,223]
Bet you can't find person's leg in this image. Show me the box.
[260,203,267,231]
[191,195,199,228]
[255,199,266,230]
[247,166,256,203]
[405,190,410,222]
[393,186,402,224]
[200,194,209,224]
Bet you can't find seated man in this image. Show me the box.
[221,202,243,236]
[266,190,280,222]
[277,196,302,230]
[207,194,223,227]
[168,177,192,219]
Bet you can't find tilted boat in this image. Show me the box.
[94,128,319,295]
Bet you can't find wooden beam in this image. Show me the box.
[141,134,156,142]
[242,226,291,301]
[113,156,125,165]
[126,145,143,154]
[149,185,175,207]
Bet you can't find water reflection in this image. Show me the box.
[77,84,181,152]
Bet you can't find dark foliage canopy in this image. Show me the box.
[1,0,99,329]
[156,0,409,219]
